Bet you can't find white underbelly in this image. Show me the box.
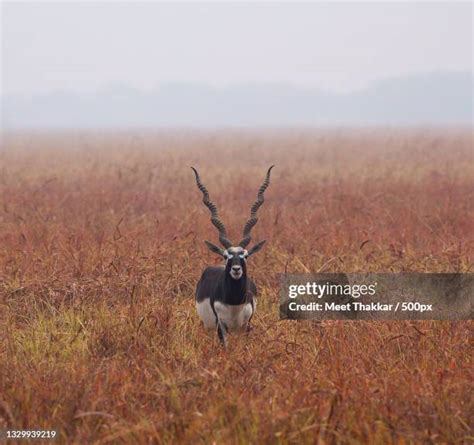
[214,300,254,331]
[196,299,217,330]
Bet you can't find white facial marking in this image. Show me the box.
[230,269,243,280]
[225,247,246,277]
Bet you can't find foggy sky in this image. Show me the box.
[2,2,472,95]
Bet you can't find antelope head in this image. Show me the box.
[191,166,274,280]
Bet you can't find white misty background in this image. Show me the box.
[1,2,472,128]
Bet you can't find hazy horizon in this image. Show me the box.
[1,2,472,128]
[2,70,472,128]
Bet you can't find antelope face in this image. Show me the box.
[224,247,248,280]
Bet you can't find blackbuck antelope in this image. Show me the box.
[191,166,274,346]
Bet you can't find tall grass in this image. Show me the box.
[0,129,472,443]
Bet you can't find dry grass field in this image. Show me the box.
[0,129,472,444]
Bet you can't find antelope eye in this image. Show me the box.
[239,254,245,259]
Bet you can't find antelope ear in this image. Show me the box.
[204,240,226,257]
[247,240,266,256]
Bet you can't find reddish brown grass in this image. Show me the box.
[0,129,472,444]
